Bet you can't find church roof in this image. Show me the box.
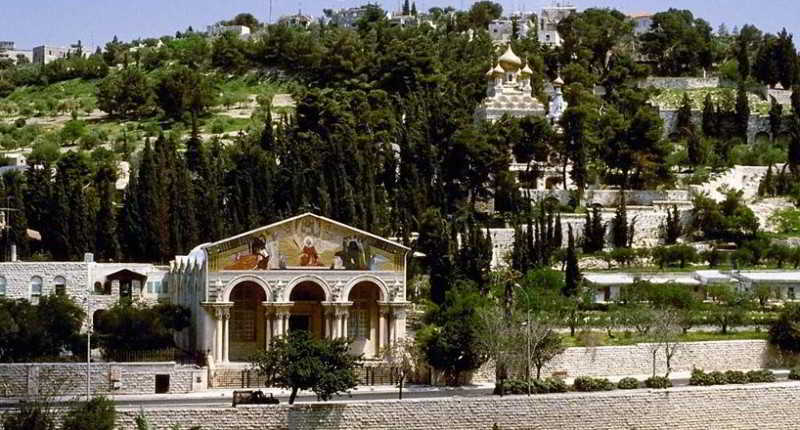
[520,63,533,76]
[498,45,522,70]
[203,212,411,253]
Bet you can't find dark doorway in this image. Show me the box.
[155,374,170,394]
[289,315,310,333]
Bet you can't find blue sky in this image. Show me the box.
[2,0,799,50]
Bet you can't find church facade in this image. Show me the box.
[172,213,412,364]
[0,213,412,366]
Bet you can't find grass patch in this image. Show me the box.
[562,330,767,347]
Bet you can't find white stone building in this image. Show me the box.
[0,213,411,368]
[32,43,92,65]
[488,13,535,42]
[537,3,576,47]
[206,24,252,40]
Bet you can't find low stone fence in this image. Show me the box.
[639,76,721,90]
[0,362,206,397]
[98,382,800,429]
[473,340,774,383]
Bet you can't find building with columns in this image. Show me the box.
[0,213,411,370]
[170,213,412,365]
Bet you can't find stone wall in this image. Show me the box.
[473,340,773,383]
[0,362,206,397]
[639,76,720,90]
[488,202,694,266]
[94,382,800,429]
[522,189,690,207]
[659,110,775,144]
[0,262,89,304]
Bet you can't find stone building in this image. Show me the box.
[537,3,576,47]
[475,45,569,190]
[0,213,411,367]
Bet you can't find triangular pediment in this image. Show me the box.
[204,213,409,272]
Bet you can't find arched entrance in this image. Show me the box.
[348,282,384,358]
[289,282,326,339]
[229,282,267,362]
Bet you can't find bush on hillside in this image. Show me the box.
[62,396,116,430]
[644,376,672,389]
[573,376,615,392]
[617,377,640,390]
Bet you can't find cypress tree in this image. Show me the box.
[676,93,693,138]
[137,138,168,261]
[94,163,120,261]
[2,172,29,260]
[260,106,274,151]
[702,93,716,137]
[735,82,751,140]
[769,96,783,138]
[402,0,410,15]
[564,225,581,297]
[554,213,563,248]
[611,193,629,248]
[661,205,683,245]
[119,173,144,261]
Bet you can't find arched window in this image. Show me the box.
[30,276,42,304]
[54,276,66,296]
[0,276,6,297]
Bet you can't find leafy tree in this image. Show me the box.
[417,209,455,306]
[466,1,502,29]
[0,294,85,362]
[706,284,753,334]
[62,397,116,430]
[96,67,154,118]
[94,302,190,358]
[422,281,488,385]
[252,331,360,404]
[154,65,217,121]
[768,303,800,353]
[640,9,714,76]
[380,339,419,399]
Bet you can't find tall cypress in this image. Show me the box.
[94,163,120,261]
[735,82,751,140]
[563,225,581,297]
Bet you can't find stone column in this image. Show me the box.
[263,308,273,349]
[322,305,336,339]
[215,310,223,363]
[222,307,231,363]
[392,306,408,343]
[379,304,391,349]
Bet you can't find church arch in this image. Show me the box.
[220,275,272,302]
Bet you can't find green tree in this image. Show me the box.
[96,67,154,118]
[735,83,750,140]
[640,9,715,76]
[94,302,190,358]
[768,303,800,353]
[564,225,581,298]
[62,397,116,430]
[611,193,634,248]
[706,284,752,334]
[2,401,55,430]
[251,331,360,404]
[676,93,693,138]
[154,65,217,121]
[466,1,502,29]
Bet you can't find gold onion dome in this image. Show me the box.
[553,76,564,87]
[492,64,505,76]
[521,63,533,76]
[486,66,495,78]
[498,45,522,71]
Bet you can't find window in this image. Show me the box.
[54,276,66,296]
[161,279,169,295]
[146,281,154,294]
[789,287,796,301]
[348,309,370,339]
[0,276,5,297]
[30,276,42,304]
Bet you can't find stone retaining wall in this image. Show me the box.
[0,362,206,397]
[639,77,720,90]
[101,382,800,429]
[473,340,773,383]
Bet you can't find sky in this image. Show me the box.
[1,0,799,50]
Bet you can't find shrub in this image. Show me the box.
[708,371,728,385]
[689,368,715,386]
[62,396,116,430]
[746,369,776,383]
[573,376,615,392]
[789,367,800,381]
[644,376,672,389]
[497,378,568,395]
[617,377,640,390]
[2,401,55,430]
[724,370,748,384]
